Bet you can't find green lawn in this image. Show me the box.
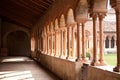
[104,54,117,66]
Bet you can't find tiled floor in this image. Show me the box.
[0,56,61,80]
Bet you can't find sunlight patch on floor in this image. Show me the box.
[0,57,33,63]
[0,71,35,80]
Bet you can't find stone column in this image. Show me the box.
[114,38,116,48]
[113,8,120,72]
[98,13,107,65]
[60,30,64,57]
[54,32,57,56]
[66,27,71,59]
[45,36,47,54]
[91,14,100,66]
[103,39,105,49]
[55,31,58,56]
[72,27,75,57]
[63,29,67,57]
[51,34,54,55]
[82,23,87,61]
[47,35,49,54]
[58,31,61,56]
[109,37,111,48]
[0,18,1,52]
[76,23,81,61]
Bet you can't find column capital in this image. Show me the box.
[98,13,106,21]
[90,13,98,20]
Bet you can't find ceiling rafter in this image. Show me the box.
[0,0,55,29]
[30,0,51,9]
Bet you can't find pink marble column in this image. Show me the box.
[72,27,75,57]
[91,13,100,66]
[51,34,53,55]
[63,29,67,57]
[47,34,50,54]
[59,30,64,58]
[66,27,71,59]
[58,31,61,56]
[108,37,111,48]
[113,8,120,72]
[82,23,87,61]
[76,23,81,61]
[54,33,56,56]
[98,13,107,65]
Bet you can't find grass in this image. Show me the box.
[104,53,117,66]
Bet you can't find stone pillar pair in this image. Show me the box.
[66,24,76,59]
[91,13,106,66]
[59,28,67,58]
[76,22,87,62]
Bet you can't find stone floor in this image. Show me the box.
[0,56,61,80]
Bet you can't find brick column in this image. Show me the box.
[76,23,81,61]
[113,8,120,72]
[98,13,107,65]
[91,13,100,66]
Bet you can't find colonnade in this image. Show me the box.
[31,0,120,72]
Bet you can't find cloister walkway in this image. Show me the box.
[0,56,61,80]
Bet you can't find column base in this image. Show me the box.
[91,60,100,66]
[76,58,82,62]
[99,60,107,66]
[82,57,88,61]
[66,56,74,59]
[59,54,66,59]
[113,66,120,72]
[51,53,55,56]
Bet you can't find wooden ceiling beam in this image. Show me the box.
[0,8,33,28]
[13,0,45,13]
[10,0,40,15]
[30,0,50,9]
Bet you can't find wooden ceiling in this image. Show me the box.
[0,0,55,29]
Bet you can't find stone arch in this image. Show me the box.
[55,18,59,30]
[50,22,54,32]
[6,31,31,56]
[3,29,30,48]
[60,14,65,27]
[31,37,36,52]
[111,35,115,48]
[67,8,75,25]
[105,36,110,48]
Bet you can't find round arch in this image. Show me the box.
[4,30,30,56]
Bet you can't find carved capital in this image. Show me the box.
[91,13,97,21]
[98,13,106,21]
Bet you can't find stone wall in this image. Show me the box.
[37,53,120,80]
[38,53,83,80]
[0,20,31,56]
[85,65,120,80]
[0,18,1,52]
